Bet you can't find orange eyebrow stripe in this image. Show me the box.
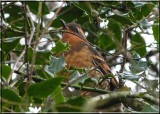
[92,55,105,62]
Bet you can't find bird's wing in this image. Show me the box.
[88,45,119,90]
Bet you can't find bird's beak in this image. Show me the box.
[60,19,68,30]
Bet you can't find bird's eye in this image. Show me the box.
[75,27,80,33]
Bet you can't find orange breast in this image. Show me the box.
[65,45,94,69]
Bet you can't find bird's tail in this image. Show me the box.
[97,62,119,90]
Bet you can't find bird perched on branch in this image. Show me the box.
[57,19,119,95]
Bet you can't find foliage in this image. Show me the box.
[1,1,159,112]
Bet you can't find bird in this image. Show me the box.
[56,19,119,96]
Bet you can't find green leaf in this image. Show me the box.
[36,66,52,79]
[56,96,86,112]
[131,33,146,57]
[1,51,6,62]
[81,77,98,87]
[1,65,11,80]
[98,33,115,51]
[36,50,52,65]
[109,15,133,26]
[26,47,52,65]
[48,56,66,74]
[117,73,140,81]
[70,70,88,85]
[33,98,44,105]
[67,96,86,106]
[2,30,24,38]
[27,77,64,98]
[142,104,159,112]
[4,4,22,23]
[142,78,158,90]
[126,1,135,8]
[1,88,22,103]
[152,19,159,43]
[2,37,21,54]
[131,8,143,20]
[141,4,154,17]
[73,2,91,15]
[17,82,26,97]
[28,2,49,15]
[51,86,65,104]
[129,59,150,74]
[52,40,70,55]
[51,5,85,28]
[108,18,122,42]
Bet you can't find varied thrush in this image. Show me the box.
[56,19,119,95]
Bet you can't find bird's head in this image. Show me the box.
[60,19,86,45]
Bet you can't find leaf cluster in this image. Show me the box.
[1,1,159,112]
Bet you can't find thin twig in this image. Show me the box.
[2,106,14,112]
[29,2,65,79]
[28,2,43,89]
[119,30,128,87]
[24,2,30,89]
[61,82,111,94]
[26,5,35,47]
[9,17,24,25]
[1,98,41,107]
[120,30,128,72]
[126,13,155,31]
[7,48,26,85]
[35,2,65,45]
[6,4,35,86]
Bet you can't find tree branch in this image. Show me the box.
[61,82,111,94]
[121,98,149,111]
[6,3,35,86]
[83,91,159,112]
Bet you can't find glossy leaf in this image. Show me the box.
[131,8,143,20]
[109,15,133,26]
[28,2,49,15]
[51,86,65,104]
[4,4,22,23]
[98,33,115,51]
[1,65,11,80]
[142,78,158,90]
[26,47,52,65]
[108,18,122,42]
[48,56,66,74]
[36,66,52,79]
[1,88,22,103]
[52,40,70,55]
[2,37,21,54]
[51,5,84,28]
[118,73,140,81]
[152,19,159,43]
[56,96,86,112]
[141,4,154,17]
[131,33,146,57]
[27,77,64,98]
[17,82,26,97]
[73,2,91,15]
[70,70,88,85]
[129,60,150,74]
